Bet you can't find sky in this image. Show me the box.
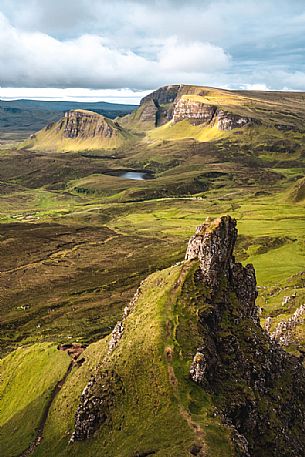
[1,0,305,104]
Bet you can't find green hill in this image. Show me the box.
[24,109,134,152]
[1,217,305,457]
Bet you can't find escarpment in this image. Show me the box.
[124,85,260,131]
[137,85,181,127]
[173,97,258,130]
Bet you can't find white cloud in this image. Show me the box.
[241,83,270,91]
[0,12,230,90]
[0,87,150,104]
[0,13,155,89]
[1,1,305,95]
[159,38,230,73]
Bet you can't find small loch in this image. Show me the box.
[120,171,147,180]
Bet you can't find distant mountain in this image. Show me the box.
[25,109,134,152]
[0,99,137,134]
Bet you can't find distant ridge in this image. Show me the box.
[25,109,133,151]
[0,99,137,134]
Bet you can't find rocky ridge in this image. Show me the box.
[186,216,305,456]
[269,303,305,346]
[71,284,143,441]
[28,108,131,151]
[69,215,305,456]
[128,85,260,131]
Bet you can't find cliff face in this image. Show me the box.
[119,85,263,133]
[127,85,259,132]
[137,85,181,128]
[172,97,258,130]
[172,98,217,125]
[140,85,180,107]
[28,109,131,151]
[186,216,305,457]
[57,110,118,139]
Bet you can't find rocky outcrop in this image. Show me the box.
[31,108,130,151]
[108,286,142,352]
[71,285,142,442]
[70,215,305,455]
[134,85,181,128]
[172,98,258,131]
[186,216,305,457]
[137,100,159,126]
[128,85,259,131]
[140,85,180,108]
[216,110,256,130]
[172,99,217,125]
[189,349,207,385]
[71,370,123,442]
[57,110,120,139]
[270,304,305,346]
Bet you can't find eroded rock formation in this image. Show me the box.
[139,85,180,127]
[270,303,305,346]
[108,285,142,352]
[172,99,217,125]
[71,285,143,441]
[186,216,305,457]
[133,85,260,131]
[71,370,123,442]
[172,98,258,131]
[71,215,305,456]
[56,110,120,139]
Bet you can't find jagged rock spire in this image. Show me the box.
[185,215,258,319]
[185,216,237,290]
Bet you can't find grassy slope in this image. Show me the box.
[32,263,233,457]
[0,343,70,456]
[147,120,230,143]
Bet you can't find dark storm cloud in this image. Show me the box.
[0,0,305,91]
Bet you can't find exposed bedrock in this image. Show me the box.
[187,215,305,457]
[56,110,119,139]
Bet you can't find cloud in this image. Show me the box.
[0,87,151,104]
[0,12,229,90]
[1,1,305,93]
[159,38,230,73]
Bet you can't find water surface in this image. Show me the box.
[120,171,147,180]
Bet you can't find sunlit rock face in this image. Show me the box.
[57,110,120,139]
[172,98,217,125]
